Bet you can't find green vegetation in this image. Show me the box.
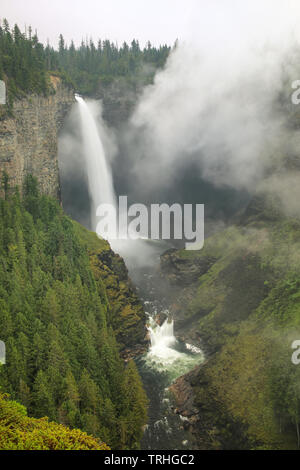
[0,392,109,450]
[53,34,171,95]
[73,221,146,352]
[0,175,148,450]
[0,18,171,106]
[0,20,52,113]
[171,213,300,449]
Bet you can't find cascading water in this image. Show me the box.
[137,272,204,450]
[148,318,178,363]
[74,95,204,449]
[75,95,116,233]
[147,317,200,369]
[143,311,203,383]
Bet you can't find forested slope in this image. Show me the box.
[0,175,148,450]
[0,392,109,450]
[164,195,300,449]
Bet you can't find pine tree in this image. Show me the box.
[121,360,148,449]
[0,179,149,449]
[33,370,56,419]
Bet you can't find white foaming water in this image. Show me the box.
[75,94,204,385]
[145,313,204,381]
[74,96,164,259]
[75,95,116,233]
[148,318,181,365]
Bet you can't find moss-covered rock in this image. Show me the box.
[73,222,147,355]
[163,207,300,449]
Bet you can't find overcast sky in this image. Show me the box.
[1,0,300,49]
[1,0,192,47]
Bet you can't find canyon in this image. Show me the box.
[2,73,300,451]
[0,76,74,198]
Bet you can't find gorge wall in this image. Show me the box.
[0,78,148,357]
[160,193,300,449]
[0,76,74,198]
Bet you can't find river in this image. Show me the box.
[71,97,204,450]
[131,264,204,450]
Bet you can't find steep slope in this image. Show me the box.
[0,392,109,450]
[162,198,300,449]
[0,176,147,450]
[74,223,147,357]
[0,76,74,198]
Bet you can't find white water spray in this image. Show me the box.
[145,312,204,376]
[75,95,116,233]
[147,317,183,365]
[74,95,164,262]
[74,95,203,375]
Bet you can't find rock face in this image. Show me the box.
[94,247,148,356]
[162,208,300,449]
[159,249,218,346]
[0,77,74,198]
[169,367,201,419]
[96,77,164,128]
[95,80,141,128]
[161,249,216,286]
[0,80,147,359]
[74,223,148,357]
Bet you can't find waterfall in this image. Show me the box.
[145,310,203,373]
[147,318,183,364]
[149,318,176,349]
[75,95,116,233]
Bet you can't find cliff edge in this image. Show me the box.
[0,76,74,198]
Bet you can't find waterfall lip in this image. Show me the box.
[75,96,116,233]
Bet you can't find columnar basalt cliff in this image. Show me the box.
[0,77,74,198]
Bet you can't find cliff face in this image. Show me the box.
[0,78,147,357]
[161,208,300,449]
[95,80,141,128]
[94,247,147,356]
[74,222,148,356]
[0,77,74,198]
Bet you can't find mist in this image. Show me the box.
[120,0,300,208]
[59,0,300,255]
[58,99,117,229]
